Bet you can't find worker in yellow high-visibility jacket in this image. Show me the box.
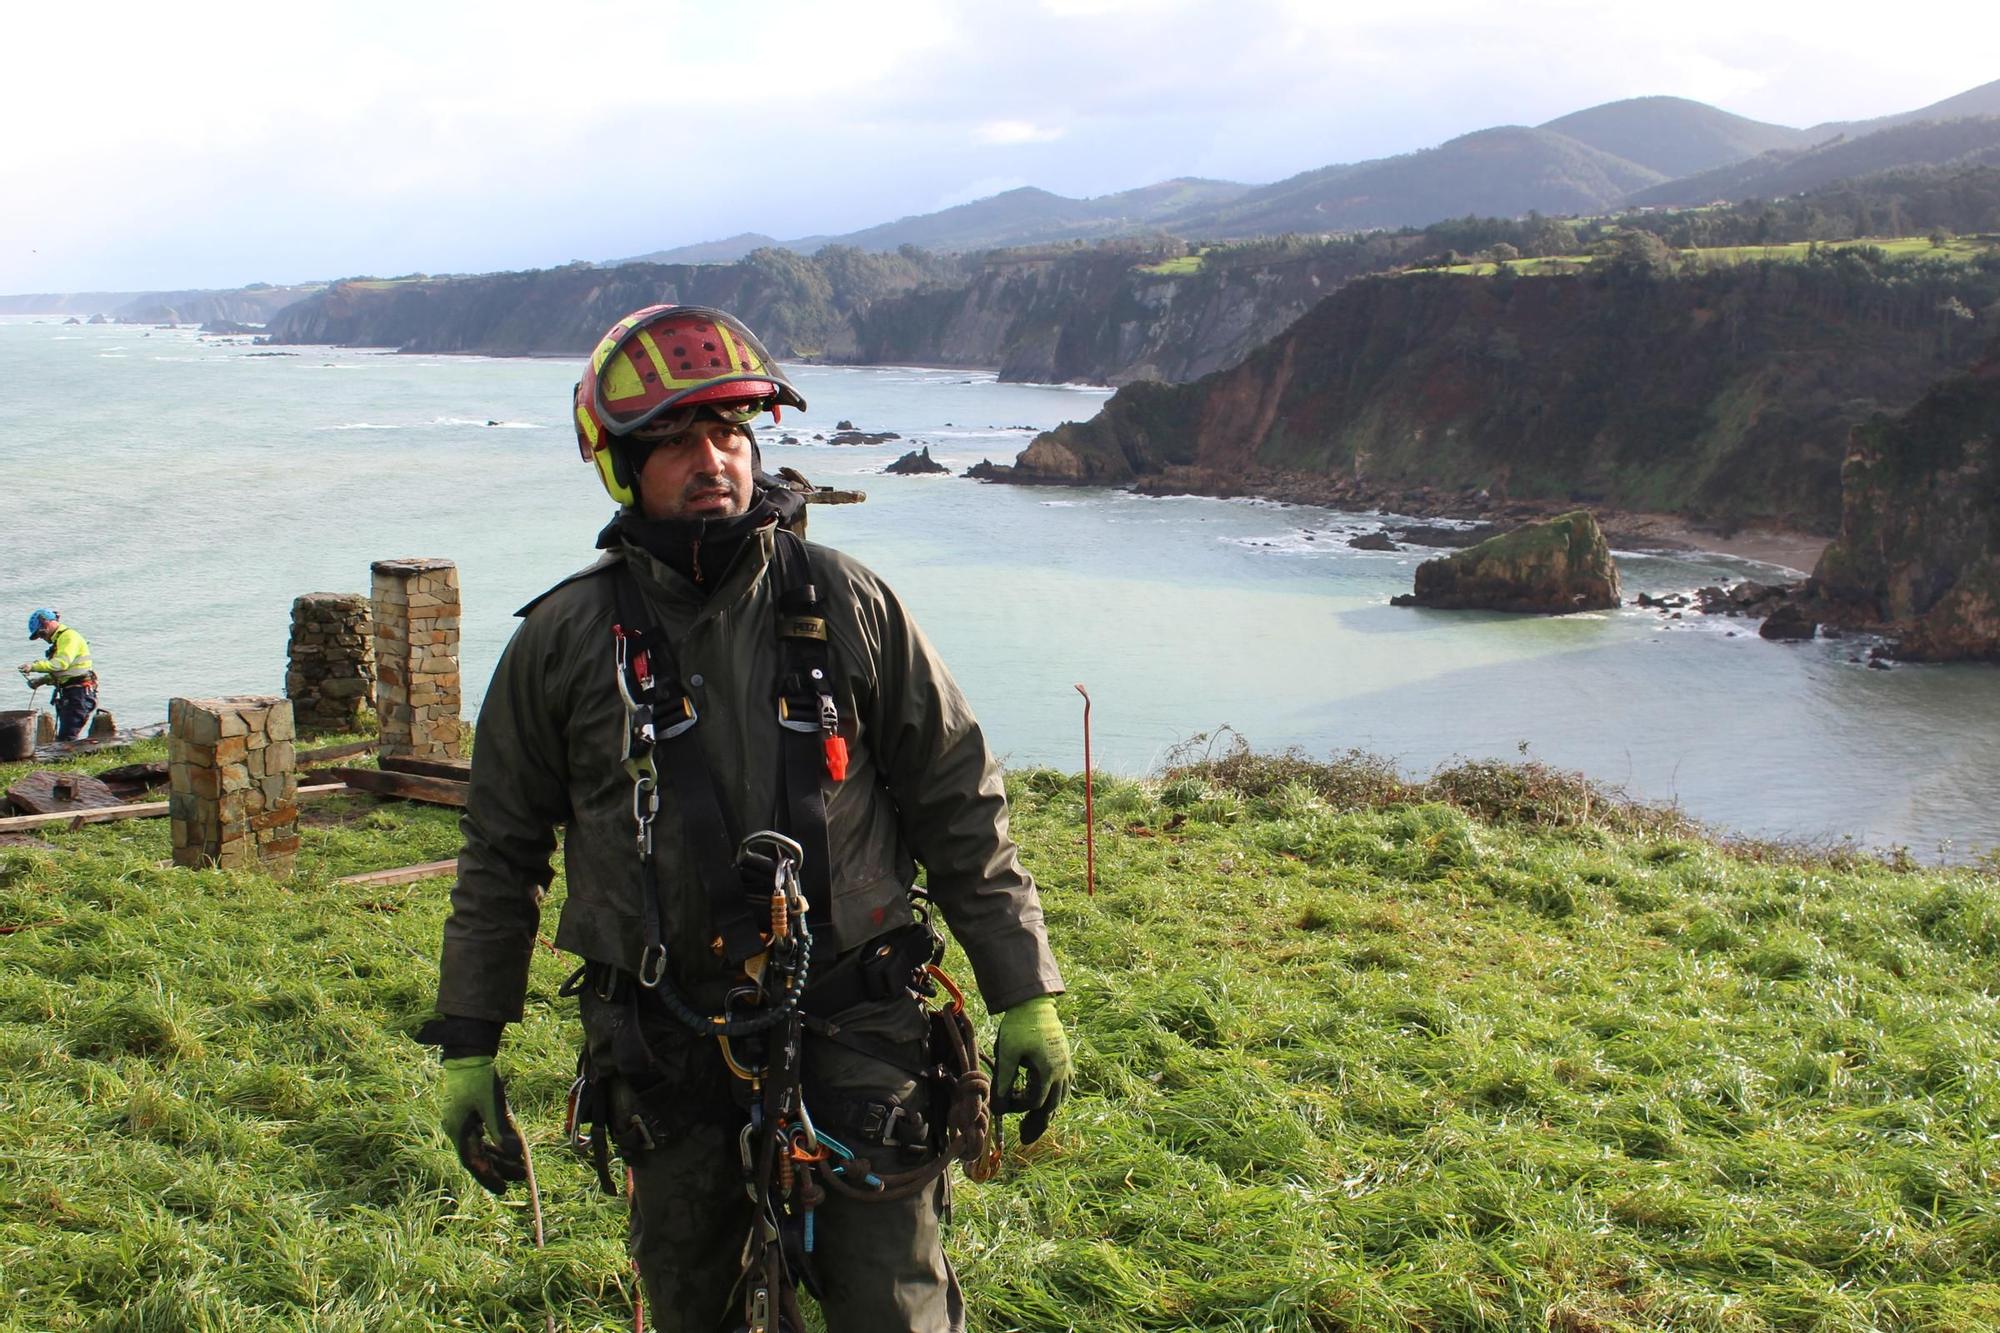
[20,609,97,742]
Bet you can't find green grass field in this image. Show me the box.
[1430,233,1999,277]
[5,736,1999,1330]
[1135,254,1209,277]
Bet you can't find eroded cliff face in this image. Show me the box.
[265,237,1426,387]
[849,237,1420,384]
[1813,340,2000,660]
[263,249,958,359]
[116,286,320,326]
[1001,259,2000,533]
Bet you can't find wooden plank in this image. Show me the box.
[378,754,472,782]
[7,770,124,816]
[96,761,170,787]
[337,857,458,888]
[0,782,345,833]
[297,739,378,765]
[319,766,469,808]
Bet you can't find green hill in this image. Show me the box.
[1174,127,1666,238]
[1627,116,2000,209]
[5,736,1999,1330]
[1539,95,1809,179]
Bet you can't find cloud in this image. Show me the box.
[7,0,2000,290]
[975,120,1068,146]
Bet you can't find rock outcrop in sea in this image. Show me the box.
[1811,336,2000,660]
[885,446,948,475]
[1392,510,1622,613]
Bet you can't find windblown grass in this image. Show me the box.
[5,738,1999,1329]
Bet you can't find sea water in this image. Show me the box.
[3,320,1997,858]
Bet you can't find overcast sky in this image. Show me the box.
[6,0,1997,293]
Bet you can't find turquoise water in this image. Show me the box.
[3,320,1997,857]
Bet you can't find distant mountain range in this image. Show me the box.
[624,79,2000,264]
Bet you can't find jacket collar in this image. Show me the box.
[619,519,778,627]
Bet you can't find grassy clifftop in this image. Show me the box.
[4,739,1999,1330]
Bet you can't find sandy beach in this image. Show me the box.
[1604,512,1830,575]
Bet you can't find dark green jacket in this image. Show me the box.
[437,521,1063,1022]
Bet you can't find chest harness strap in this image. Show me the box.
[771,528,844,933]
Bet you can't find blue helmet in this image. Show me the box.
[27,608,57,639]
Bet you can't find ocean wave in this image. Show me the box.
[320,422,406,431]
[1221,524,1403,554]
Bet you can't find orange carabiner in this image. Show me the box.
[926,963,967,1014]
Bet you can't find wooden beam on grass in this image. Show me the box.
[318,766,469,808]
[378,753,472,782]
[0,782,346,833]
[297,739,378,765]
[338,857,458,888]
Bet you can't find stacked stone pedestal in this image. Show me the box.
[287,593,374,734]
[371,558,462,760]
[168,696,298,875]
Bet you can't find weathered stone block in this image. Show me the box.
[171,698,221,746]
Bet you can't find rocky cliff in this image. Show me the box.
[851,234,1426,384]
[116,285,321,326]
[991,253,2000,533]
[1812,337,2000,659]
[264,235,1427,385]
[263,248,961,358]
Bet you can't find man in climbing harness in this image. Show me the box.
[19,609,96,742]
[422,304,1072,1333]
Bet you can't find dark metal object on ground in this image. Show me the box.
[0,710,33,762]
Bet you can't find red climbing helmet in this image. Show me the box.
[574,305,806,505]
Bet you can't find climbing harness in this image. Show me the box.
[561,529,999,1333]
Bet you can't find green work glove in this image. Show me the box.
[993,995,1073,1145]
[439,1056,527,1195]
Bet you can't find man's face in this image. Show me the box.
[631,418,754,520]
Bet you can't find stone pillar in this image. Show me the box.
[371,557,462,760]
[287,592,375,734]
[168,695,298,876]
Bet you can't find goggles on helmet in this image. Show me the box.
[629,397,774,441]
